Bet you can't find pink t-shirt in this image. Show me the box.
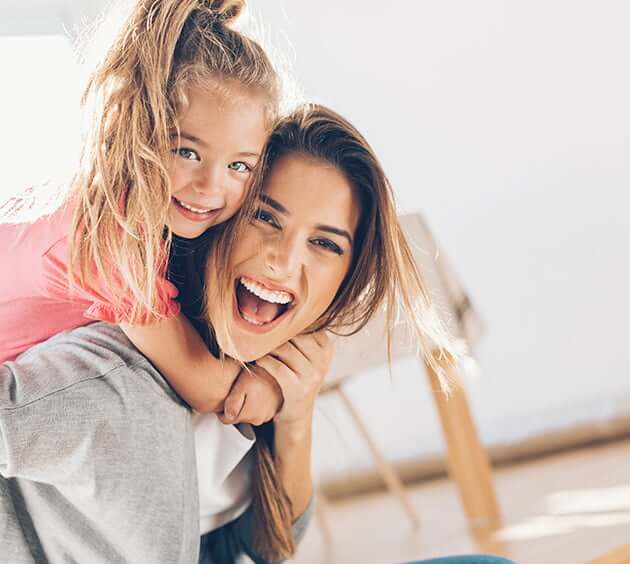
[0,201,180,362]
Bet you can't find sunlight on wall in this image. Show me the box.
[0,35,81,200]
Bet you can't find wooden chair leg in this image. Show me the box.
[424,352,501,528]
[336,386,420,529]
[588,544,630,564]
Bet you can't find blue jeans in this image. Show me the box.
[405,556,514,564]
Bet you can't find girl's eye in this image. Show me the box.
[175,147,200,161]
[228,161,251,173]
[312,238,344,256]
[253,208,280,229]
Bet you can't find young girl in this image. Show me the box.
[0,0,285,421]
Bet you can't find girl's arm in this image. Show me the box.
[47,236,256,414]
[120,313,241,413]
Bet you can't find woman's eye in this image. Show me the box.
[254,208,279,228]
[312,238,343,255]
[228,161,251,173]
[175,147,200,161]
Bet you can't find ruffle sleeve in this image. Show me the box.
[42,237,181,326]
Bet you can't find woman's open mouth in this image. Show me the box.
[233,276,296,333]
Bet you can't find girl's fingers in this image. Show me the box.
[232,398,265,426]
[222,387,246,421]
[218,412,233,425]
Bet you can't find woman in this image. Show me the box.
[0,105,463,563]
[200,103,463,560]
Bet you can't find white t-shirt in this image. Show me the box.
[193,412,256,535]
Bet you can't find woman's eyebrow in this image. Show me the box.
[261,195,288,214]
[261,195,353,245]
[316,225,353,245]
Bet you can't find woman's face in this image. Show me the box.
[207,153,360,361]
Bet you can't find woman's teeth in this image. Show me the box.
[175,198,214,214]
[241,312,265,326]
[240,277,293,304]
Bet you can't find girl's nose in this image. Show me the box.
[194,165,226,206]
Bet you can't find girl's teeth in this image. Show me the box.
[176,199,213,213]
[240,277,292,304]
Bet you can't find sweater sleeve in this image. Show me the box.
[0,350,128,482]
[198,497,315,564]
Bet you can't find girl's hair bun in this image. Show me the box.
[203,0,245,24]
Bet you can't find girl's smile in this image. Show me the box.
[167,84,268,239]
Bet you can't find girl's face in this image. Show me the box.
[207,153,360,361]
[167,85,269,239]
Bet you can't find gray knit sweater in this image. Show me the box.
[0,322,312,564]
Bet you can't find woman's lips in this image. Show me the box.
[232,279,295,334]
[172,197,221,223]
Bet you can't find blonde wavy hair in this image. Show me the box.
[207,104,462,560]
[70,0,279,322]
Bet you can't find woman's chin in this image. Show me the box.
[216,336,271,364]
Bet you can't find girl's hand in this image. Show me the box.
[219,366,283,426]
[255,331,332,429]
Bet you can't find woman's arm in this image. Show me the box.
[273,417,314,519]
[120,313,241,413]
[197,333,330,563]
[255,331,332,519]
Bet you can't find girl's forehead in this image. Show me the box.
[175,84,269,152]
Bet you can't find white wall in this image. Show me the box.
[2,1,629,479]
[248,0,630,478]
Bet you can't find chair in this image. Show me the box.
[316,213,500,535]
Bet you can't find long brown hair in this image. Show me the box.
[69,0,280,323]
[209,104,461,560]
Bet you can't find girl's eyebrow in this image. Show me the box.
[172,130,205,146]
[260,195,353,245]
[173,130,259,158]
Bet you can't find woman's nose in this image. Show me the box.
[263,236,301,279]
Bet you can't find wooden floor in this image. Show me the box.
[292,439,630,564]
